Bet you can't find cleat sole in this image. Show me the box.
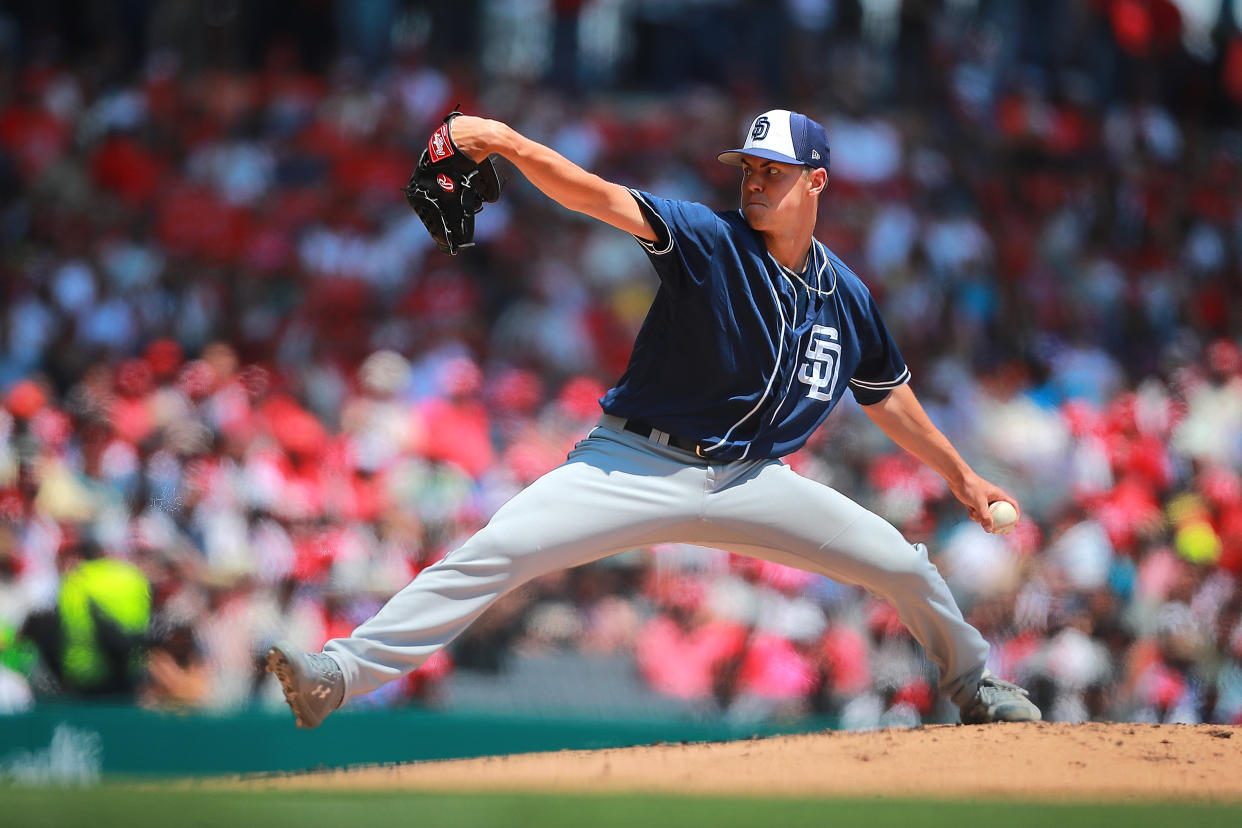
[266,646,309,729]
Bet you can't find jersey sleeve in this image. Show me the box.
[848,290,911,405]
[627,189,726,293]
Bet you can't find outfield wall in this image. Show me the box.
[0,704,837,778]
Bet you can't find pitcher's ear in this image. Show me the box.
[808,167,828,195]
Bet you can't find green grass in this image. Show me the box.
[1,787,1240,828]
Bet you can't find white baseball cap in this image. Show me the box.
[718,109,831,173]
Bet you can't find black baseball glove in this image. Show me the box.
[404,112,501,255]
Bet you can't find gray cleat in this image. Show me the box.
[266,641,344,729]
[959,675,1042,724]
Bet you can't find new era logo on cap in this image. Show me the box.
[718,109,831,174]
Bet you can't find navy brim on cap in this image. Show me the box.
[717,147,804,167]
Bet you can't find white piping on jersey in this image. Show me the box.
[765,268,806,427]
[817,240,834,292]
[701,216,793,459]
[764,240,834,426]
[628,189,675,255]
[850,366,911,390]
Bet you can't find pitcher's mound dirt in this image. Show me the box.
[247,722,1242,801]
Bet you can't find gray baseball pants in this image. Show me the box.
[323,415,990,707]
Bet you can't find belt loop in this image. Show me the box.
[599,413,625,432]
[652,429,670,446]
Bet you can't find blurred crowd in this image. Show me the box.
[2,0,1242,727]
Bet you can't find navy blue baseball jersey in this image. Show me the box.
[599,190,910,462]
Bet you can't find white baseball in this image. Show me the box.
[988,501,1018,534]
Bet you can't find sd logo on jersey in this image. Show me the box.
[799,325,841,401]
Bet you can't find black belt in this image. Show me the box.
[621,418,708,457]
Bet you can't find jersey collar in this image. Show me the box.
[770,240,837,298]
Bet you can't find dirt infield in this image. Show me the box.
[241,722,1242,801]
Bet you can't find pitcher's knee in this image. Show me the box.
[437,527,547,583]
[886,542,946,591]
[848,539,940,595]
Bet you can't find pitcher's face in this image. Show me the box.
[739,158,822,232]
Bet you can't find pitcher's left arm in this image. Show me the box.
[860,384,1018,533]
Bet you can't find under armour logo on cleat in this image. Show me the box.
[310,684,332,700]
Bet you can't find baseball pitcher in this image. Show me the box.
[268,109,1041,729]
